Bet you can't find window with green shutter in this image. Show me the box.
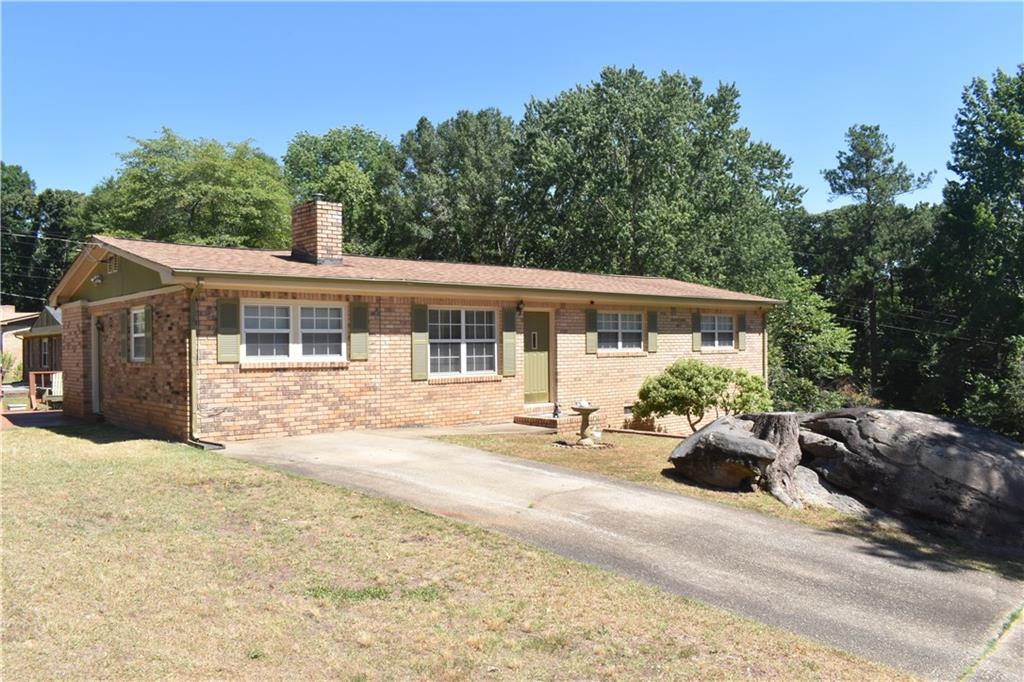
[646,310,658,353]
[217,299,241,363]
[411,304,428,380]
[502,307,516,376]
[585,309,598,354]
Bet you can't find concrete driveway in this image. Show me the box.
[226,426,1023,680]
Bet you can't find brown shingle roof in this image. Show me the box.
[94,235,778,304]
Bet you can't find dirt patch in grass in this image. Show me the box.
[1,424,906,680]
[440,432,1024,581]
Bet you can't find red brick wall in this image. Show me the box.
[554,305,766,434]
[89,291,191,439]
[194,290,526,441]
[193,289,766,442]
[61,292,191,439]
[61,302,92,418]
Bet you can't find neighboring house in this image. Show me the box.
[48,198,778,442]
[1,305,39,382]
[18,306,63,376]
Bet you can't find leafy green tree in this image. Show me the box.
[283,126,407,254]
[516,66,801,290]
[82,128,291,248]
[400,109,520,264]
[766,268,854,409]
[821,125,933,390]
[1,163,38,307]
[28,189,86,297]
[914,67,1024,437]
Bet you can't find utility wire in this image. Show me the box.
[1,230,92,246]
[833,315,999,348]
[0,291,49,302]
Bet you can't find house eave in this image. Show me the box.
[167,270,782,308]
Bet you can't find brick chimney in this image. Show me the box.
[291,195,343,264]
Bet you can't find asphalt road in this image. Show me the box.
[227,426,1023,680]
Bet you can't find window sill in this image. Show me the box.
[239,360,350,371]
[428,374,503,385]
[597,350,647,358]
[700,348,738,354]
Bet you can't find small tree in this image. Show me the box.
[634,360,773,431]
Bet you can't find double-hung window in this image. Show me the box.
[130,307,147,362]
[428,308,496,375]
[701,314,735,349]
[40,338,50,369]
[300,306,344,357]
[242,302,346,361]
[243,305,291,358]
[597,312,643,351]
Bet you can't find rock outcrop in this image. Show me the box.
[801,408,1024,543]
[668,407,1024,544]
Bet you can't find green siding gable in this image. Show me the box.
[69,257,163,302]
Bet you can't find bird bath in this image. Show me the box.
[571,401,600,447]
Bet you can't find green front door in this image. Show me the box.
[524,311,550,404]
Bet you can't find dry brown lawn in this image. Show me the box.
[0,424,907,680]
[439,431,1024,580]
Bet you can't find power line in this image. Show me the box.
[0,291,48,302]
[1,230,92,247]
[833,315,999,348]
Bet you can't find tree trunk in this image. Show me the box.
[749,412,804,508]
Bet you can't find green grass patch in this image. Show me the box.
[305,583,391,605]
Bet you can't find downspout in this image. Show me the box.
[187,278,223,450]
[762,306,769,380]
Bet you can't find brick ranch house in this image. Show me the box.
[49,198,778,443]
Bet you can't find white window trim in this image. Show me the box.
[701,314,736,350]
[130,306,147,363]
[427,306,499,377]
[239,299,348,363]
[597,311,645,351]
[40,338,50,369]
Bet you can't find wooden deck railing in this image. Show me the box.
[27,371,61,410]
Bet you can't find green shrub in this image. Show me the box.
[1,353,22,384]
[634,360,772,430]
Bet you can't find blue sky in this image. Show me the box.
[2,2,1021,212]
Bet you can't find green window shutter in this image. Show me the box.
[217,298,240,363]
[647,310,658,353]
[121,309,130,360]
[350,302,369,360]
[144,305,154,363]
[585,309,598,354]
[692,312,702,352]
[502,307,516,377]
[737,313,747,351]
[411,304,428,380]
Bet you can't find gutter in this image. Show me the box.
[169,270,784,308]
[187,278,223,450]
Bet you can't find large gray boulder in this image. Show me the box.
[668,416,777,490]
[800,408,1024,544]
[669,413,809,507]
